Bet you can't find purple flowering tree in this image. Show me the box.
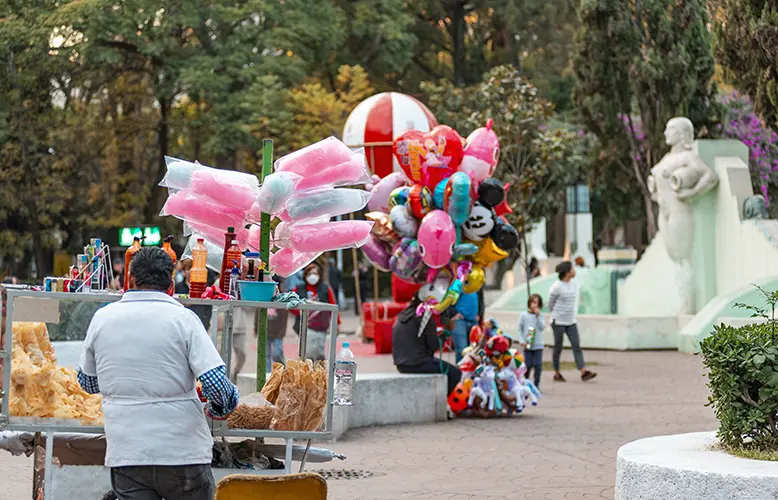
[720,92,778,211]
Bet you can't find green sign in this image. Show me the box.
[118,226,162,247]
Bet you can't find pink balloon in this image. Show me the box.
[459,119,500,183]
[270,248,321,278]
[417,210,456,269]
[367,172,408,213]
[289,221,374,253]
[189,168,258,212]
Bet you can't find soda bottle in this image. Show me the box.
[333,342,356,406]
[162,235,177,295]
[123,236,142,292]
[219,227,237,292]
[189,238,209,299]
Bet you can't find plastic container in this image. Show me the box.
[237,280,277,302]
[219,228,238,292]
[334,343,356,406]
[189,238,209,299]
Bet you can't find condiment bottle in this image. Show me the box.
[162,235,177,296]
[219,227,237,292]
[123,236,142,292]
[189,238,209,299]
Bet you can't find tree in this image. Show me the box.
[573,0,719,240]
[423,65,584,289]
[713,0,778,130]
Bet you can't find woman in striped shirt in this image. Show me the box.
[548,261,597,382]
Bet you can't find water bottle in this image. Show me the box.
[333,342,356,406]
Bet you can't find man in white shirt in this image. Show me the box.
[78,247,238,500]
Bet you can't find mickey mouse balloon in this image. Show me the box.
[462,203,495,242]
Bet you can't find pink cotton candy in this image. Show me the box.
[289,221,374,253]
[295,155,372,191]
[189,169,258,212]
[274,137,354,177]
[270,248,321,278]
[163,190,248,231]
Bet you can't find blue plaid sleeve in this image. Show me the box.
[198,365,239,417]
[77,369,100,394]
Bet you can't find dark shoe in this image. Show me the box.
[553,373,566,382]
[581,370,597,382]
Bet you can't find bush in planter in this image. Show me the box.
[701,287,778,451]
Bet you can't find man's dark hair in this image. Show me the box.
[129,247,174,291]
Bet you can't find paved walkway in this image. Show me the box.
[1,343,714,500]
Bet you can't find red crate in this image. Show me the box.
[362,301,407,342]
[374,317,395,354]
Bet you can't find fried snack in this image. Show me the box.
[260,362,284,405]
[271,359,328,432]
[9,322,103,425]
[227,392,276,430]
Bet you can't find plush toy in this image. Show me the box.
[485,334,512,357]
[447,382,470,414]
[497,366,525,414]
[468,365,498,412]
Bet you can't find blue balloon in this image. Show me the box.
[445,172,473,227]
[433,179,447,210]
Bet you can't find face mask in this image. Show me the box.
[306,274,320,286]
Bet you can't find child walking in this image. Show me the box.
[518,294,545,387]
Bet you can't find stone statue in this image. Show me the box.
[646,117,718,314]
[743,195,769,220]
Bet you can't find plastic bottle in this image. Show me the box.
[123,236,142,292]
[228,260,240,299]
[190,238,209,299]
[162,235,177,295]
[333,342,356,406]
[219,227,238,292]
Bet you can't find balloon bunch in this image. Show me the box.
[161,137,375,277]
[447,320,541,418]
[362,119,518,314]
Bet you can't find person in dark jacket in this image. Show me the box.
[392,298,462,396]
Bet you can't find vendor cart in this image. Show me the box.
[0,288,344,500]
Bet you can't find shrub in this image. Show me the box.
[700,287,778,451]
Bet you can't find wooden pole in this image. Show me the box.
[257,139,273,391]
[350,213,363,320]
[373,267,379,302]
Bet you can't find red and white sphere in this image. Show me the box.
[343,92,437,179]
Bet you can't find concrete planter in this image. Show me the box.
[616,432,778,500]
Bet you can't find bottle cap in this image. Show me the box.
[227,226,235,233]
[342,342,350,348]
[197,238,204,243]
[245,252,260,258]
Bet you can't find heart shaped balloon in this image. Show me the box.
[393,125,464,188]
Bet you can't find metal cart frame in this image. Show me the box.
[0,289,340,499]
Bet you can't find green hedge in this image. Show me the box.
[701,309,778,451]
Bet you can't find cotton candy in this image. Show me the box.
[294,155,372,191]
[161,156,259,191]
[289,221,374,253]
[284,188,372,223]
[254,171,303,215]
[274,137,354,175]
[162,190,247,231]
[270,248,321,278]
[189,168,259,212]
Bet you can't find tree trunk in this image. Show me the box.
[144,98,170,221]
[448,1,466,86]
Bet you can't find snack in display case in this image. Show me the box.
[9,322,103,424]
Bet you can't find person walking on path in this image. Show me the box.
[518,293,546,387]
[548,261,597,382]
[392,296,462,396]
[77,247,238,500]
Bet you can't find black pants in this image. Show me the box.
[111,464,214,500]
[397,358,462,395]
[523,349,543,388]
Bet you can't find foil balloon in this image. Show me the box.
[390,205,419,239]
[368,172,408,213]
[361,234,392,272]
[472,237,509,267]
[443,172,473,227]
[459,118,500,182]
[418,268,452,304]
[462,203,495,242]
[388,186,411,210]
[448,382,470,414]
[392,130,426,184]
[417,210,457,269]
[463,265,486,294]
[453,242,479,258]
[478,178,505,208]
[491,222,520,251]
[431,261,470,313]
[432,179,446,210]
[393,126,464,188]
[365,211,400,244]
[493,182,513,216]
[408,184,433,220]
[389,238,425,283]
